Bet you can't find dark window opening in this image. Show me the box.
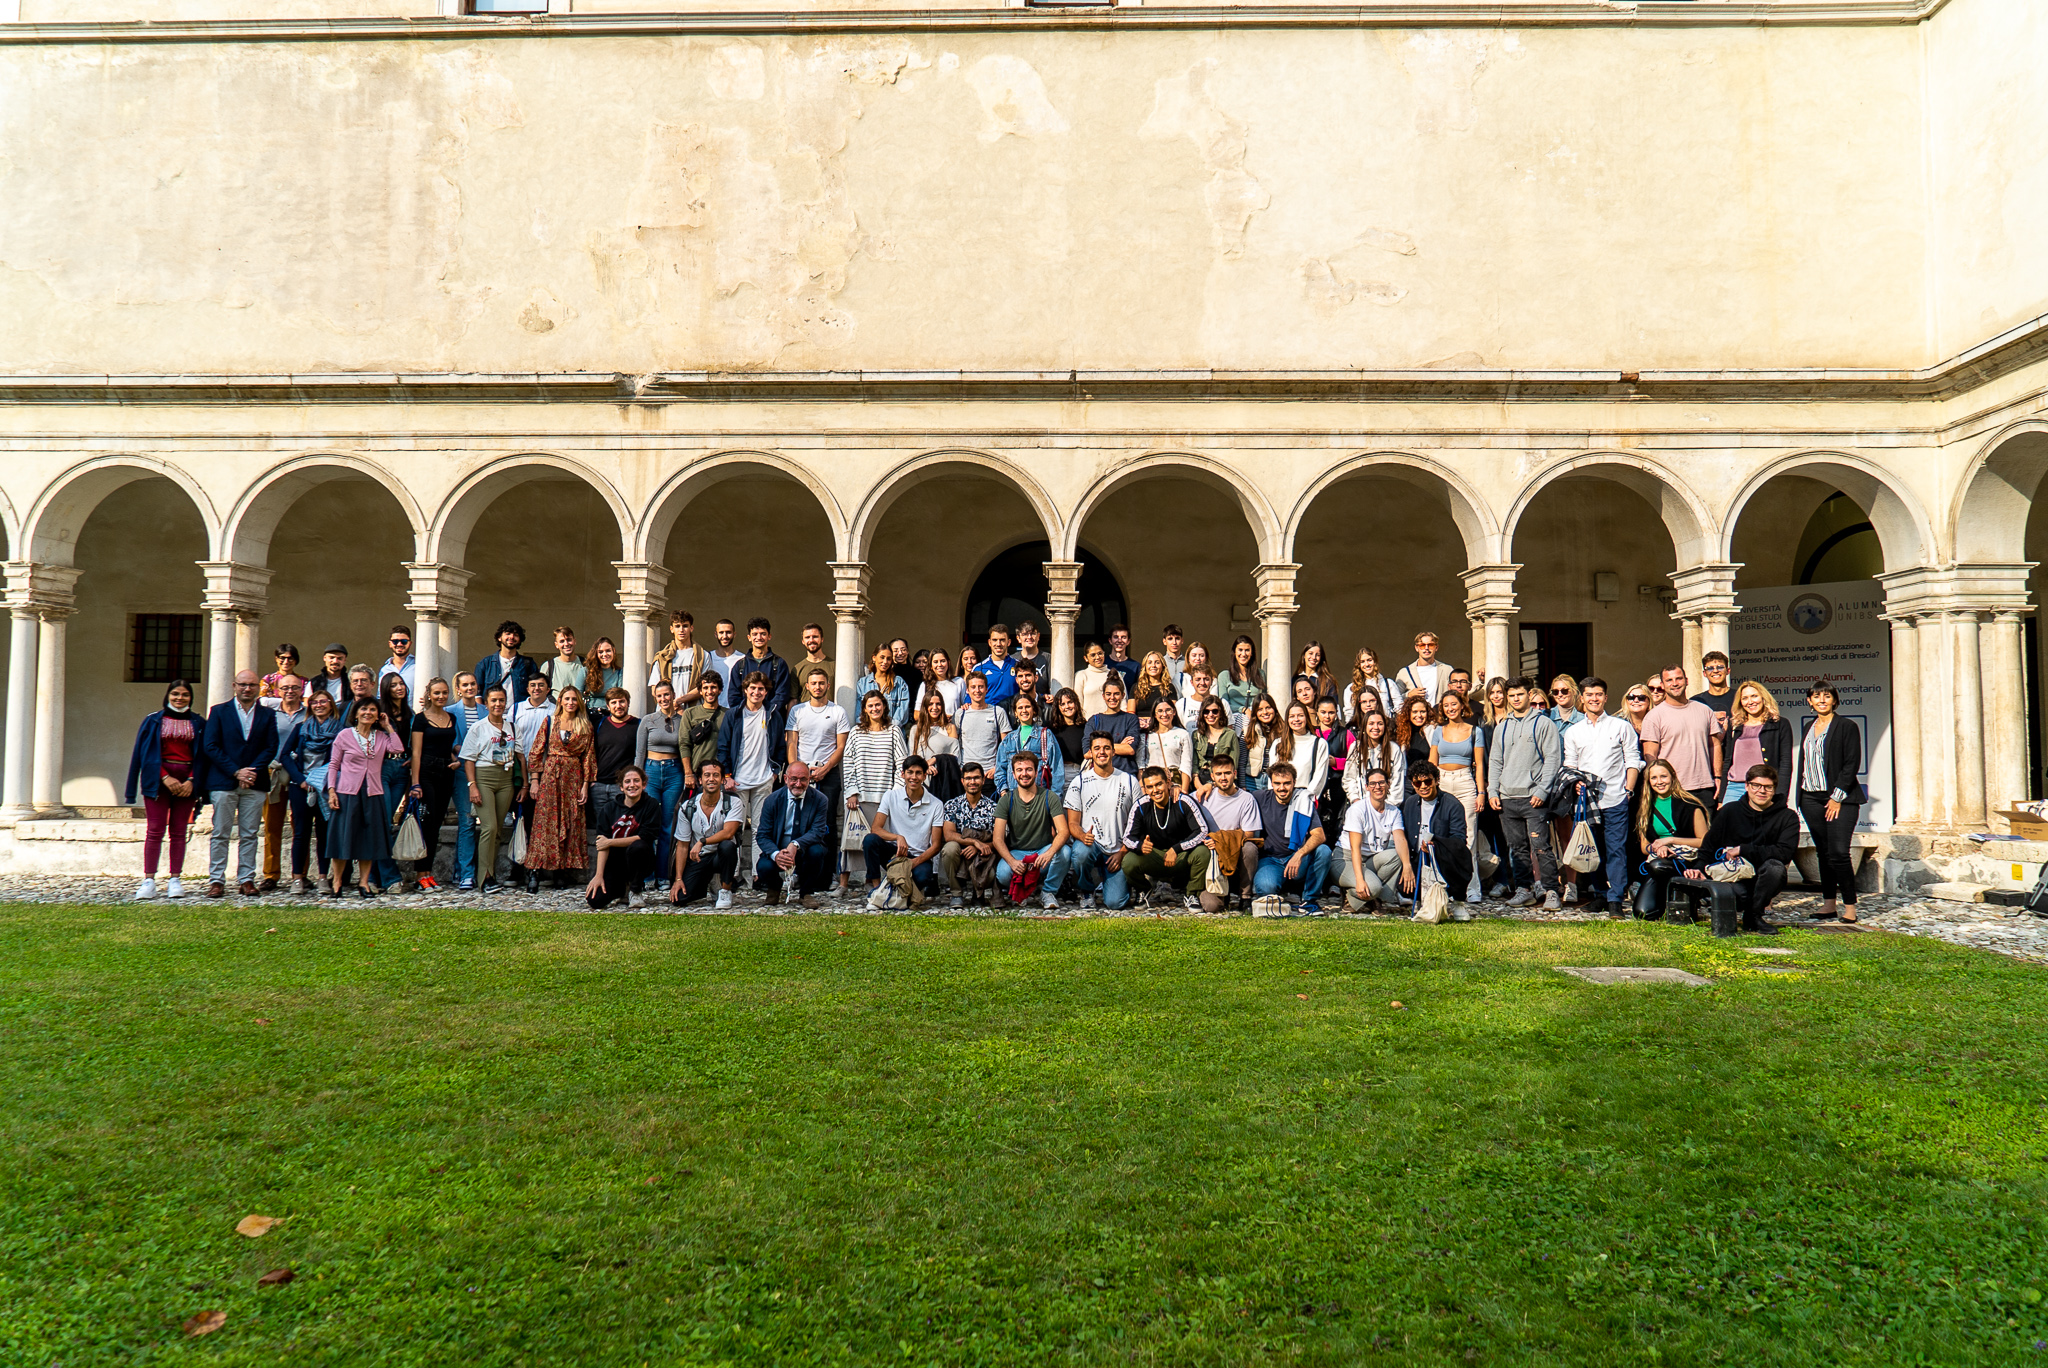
[964,542,1126,651]
[129,614,203,684]
[1518,623,1591,689]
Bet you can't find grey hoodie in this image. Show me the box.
[1486,710,1561,802]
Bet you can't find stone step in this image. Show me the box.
[1921,881,1990,904]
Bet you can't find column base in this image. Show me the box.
[0,803,37,826]
[30,804,79,821]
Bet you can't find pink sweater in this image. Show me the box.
[325,727,406,796]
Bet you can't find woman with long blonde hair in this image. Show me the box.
[1348,647,1398,723]
[1717,680,1791,806]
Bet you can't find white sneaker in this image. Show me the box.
[165,877,185,900]
[1543,890,1562,912]
[1465,893,1482,904]
[950,894,965,909]
[1562,885,1580,905]
[1040,891,1059,909]
[1080,894,1098,910]
[136,878,157,901]
[1506,888,1535,907]
[715,889,733,910]
[1450,906,1474,922]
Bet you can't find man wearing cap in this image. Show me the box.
[310,644,350,705]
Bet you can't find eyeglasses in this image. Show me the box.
[1366,778,1390,787]
[1551,688,1573,697]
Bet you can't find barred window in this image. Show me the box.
[129,614,204,685]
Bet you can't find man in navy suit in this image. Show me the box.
[202,669,280,896]
[1401,761,1474,922]
[754,761,833,907]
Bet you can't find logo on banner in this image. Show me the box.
[1786,594,1834,635]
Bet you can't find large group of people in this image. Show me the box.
[122,614,1866,926]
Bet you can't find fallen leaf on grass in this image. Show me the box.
[184,1310,226,1337]
[257,1268,295,1287]
[836,931,846,936]
[265,927,277,934]
[645,1175,661,1185]
[1390,1001,1406,1010]
[254,1019,271,1026]
[1296,994,1309,1000]
[235,1214,278,1238]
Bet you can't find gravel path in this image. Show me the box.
[5,875,2044,965]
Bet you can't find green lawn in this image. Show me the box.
[2,905,2043,1366]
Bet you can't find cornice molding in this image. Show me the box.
[2,311,2042,407]
[0,0,1959,44]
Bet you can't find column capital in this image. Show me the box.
[1252,561,1301,620]
[404,561,474,621]
[3,561,80,616]
[197,560,273,616]
[1879,563,2035,619]
[1042,558,1083,594]
[610,560,670,617]
[1460,562,1520,621]
[829,561,871,624]
[1667,562,1741,622]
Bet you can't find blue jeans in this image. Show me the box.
[1592,799,1630,904]
[996,845,1068,895]
[643,759,684,886]
[452,774,476,885]
[1067,842,1131,909]
[1253,845,1331,904]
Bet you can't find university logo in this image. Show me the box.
[1786,594,1833,636]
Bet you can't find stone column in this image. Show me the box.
[829,562,870,713]
[1952,610,1988,827]
[1460,564,1519,682]
[31,607,75,816]
[1668,563,1740,694]
[1915,612,1955,827]
[1253,563,1300,684]
[1,606,38,822]
[1885,613,1922,826]
[405,562,472,700]
[612,561,670,713]
[1984,610,2030,816]
[1044,559,1083,690]
[198,562,272,706]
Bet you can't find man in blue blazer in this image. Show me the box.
[1401,761,1474,922]
[754,762,833,907]
[201,669,280,896]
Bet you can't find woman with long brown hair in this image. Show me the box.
[581,636,623,699]
[1395,693,1436,774]
[1631,757,1710,918]
[1240,693,1287,791]
[1348,647,1398,723]
[524,683,596,892]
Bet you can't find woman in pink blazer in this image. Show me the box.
[325,697,407,899]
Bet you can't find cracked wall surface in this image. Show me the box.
[0,23,1967,374]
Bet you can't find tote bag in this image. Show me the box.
[1414,848,1449,924]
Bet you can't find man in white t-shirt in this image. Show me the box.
[786,665,850,830]
[1064,732,1141,910]
[1337,766,1412,911]
[707,618,748,704]
[1394,631,1455,706]
[866,755,945,895]
[716,673,782,883]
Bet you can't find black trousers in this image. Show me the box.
[1798,794,1860,903]
[586,839,656,908]
[675,841,739,904]
[417,766,455,871]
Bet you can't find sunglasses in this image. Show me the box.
[1625,693,1649,703]
[1551,688,1573,696]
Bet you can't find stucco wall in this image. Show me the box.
[1926,0,2048,358]
[0,21,1937,375]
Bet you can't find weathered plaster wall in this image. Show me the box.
[1926,0,2048,358]
[1,22,1934,375]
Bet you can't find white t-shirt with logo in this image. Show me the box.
[790,701,851,767]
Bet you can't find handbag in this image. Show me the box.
[1414,848,1449,924]
[391,798,427,862]
[1706,855,1756,882]
[843,801,871,853]
[1563,790,1601,872]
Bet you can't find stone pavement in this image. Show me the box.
[3,875,2043,965]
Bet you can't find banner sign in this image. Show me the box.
[1728,579,1893,830]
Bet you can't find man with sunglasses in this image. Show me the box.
[1401,761,1474,920]
[377,626,416,697]
[1691,651,1736,732]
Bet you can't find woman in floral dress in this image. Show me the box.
[524,684,597,890]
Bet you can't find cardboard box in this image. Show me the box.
[1998,808,2048,840]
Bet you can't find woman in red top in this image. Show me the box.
[123,680,202,900]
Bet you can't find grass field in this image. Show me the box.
[2,904,2043,1366]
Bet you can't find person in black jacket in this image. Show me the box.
[1715,681,1794,806]
[1795,681,1867,922]
[1684,763,1800,931]
[1401,761,1473,918]
[585,766,657,909]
